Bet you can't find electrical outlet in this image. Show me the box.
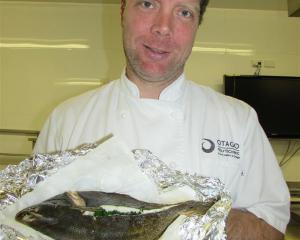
[251,60,263,67]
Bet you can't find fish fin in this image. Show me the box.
[66,191,86,207]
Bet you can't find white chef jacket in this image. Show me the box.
[34,72,290,233]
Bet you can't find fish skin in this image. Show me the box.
[15,191,213,240]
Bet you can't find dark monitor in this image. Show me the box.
[224,75,300,139]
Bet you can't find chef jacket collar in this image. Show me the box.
[120,70,186,101]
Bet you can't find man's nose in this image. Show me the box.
[150,11,173,37]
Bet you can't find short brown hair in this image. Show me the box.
[198,0,209,24]
[121,0,210,25]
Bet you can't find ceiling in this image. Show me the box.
[5,0,288,11]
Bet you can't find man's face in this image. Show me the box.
[122,0,199,83]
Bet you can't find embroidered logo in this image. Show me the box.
[201,138,240,159]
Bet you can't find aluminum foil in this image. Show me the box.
[0,142,98,211]
[133,149,232,240]
[0,224,47,240]
[0,140,231,240]
[133,149,224,202]
[0,141,101,239]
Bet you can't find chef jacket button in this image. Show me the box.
[120,112,127,119]
[169,161,177,169]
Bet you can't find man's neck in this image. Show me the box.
[133,79,174,99]
[125,69,181,99]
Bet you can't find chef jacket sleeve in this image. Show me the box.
[234,107,290,233]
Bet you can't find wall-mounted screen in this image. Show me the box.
[224,75,300,139]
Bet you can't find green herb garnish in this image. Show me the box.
[94,208,144,217]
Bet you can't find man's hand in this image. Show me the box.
[226,209,284,240]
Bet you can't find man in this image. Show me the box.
[34,0,290,239]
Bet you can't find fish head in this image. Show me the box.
[16,204,60,227]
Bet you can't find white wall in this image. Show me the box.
[0,2,123,131]
[187,8,300,90]
[0,2,299,180]
[0,2,124,165]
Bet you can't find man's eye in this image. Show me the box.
[180,10,193,18]
[141,1,154,9]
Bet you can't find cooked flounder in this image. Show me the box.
[16,191,212,240]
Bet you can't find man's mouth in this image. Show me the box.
[144,45,170,60]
